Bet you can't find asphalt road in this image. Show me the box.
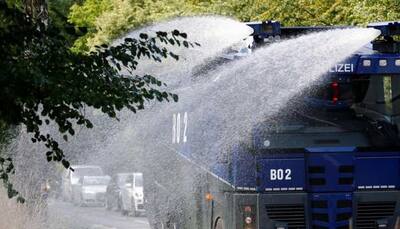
[48,199,151,229]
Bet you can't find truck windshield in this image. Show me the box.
[255,83,371,149]
[257,106,371,150]
[256,79,399,150]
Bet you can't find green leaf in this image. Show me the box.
[172,94,178,102]
[180,33,187,39]
[172,30,180,36]
[61,159,70,169]
[17,197,25,204]
[139,33,148,40]
[86,121,94,128]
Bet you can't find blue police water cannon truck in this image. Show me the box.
[144,21,400,229]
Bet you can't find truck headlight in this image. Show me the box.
[275,222,288,229]
[245,216,252,224]
[243,205,256,229]
[376,219,388,228]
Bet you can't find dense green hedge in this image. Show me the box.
[68,0,400,51]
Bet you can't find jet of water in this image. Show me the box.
[102,27,380,168]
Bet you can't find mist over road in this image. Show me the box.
[48,199,150,229]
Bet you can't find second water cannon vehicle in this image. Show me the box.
[120,172,145,216]
[144,21,400,229]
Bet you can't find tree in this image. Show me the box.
[0,0,198,202]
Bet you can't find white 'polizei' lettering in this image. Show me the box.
[329,63,354,73]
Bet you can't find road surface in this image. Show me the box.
[48,199,151,229]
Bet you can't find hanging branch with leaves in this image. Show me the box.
[0,1,199,202]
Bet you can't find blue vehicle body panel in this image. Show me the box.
[357,54,400,74]
[231,148,257,190]
[307,152,354,192]
[355,152,400,189]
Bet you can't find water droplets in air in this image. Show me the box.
[101,21,380,169]
[4,16,381,228]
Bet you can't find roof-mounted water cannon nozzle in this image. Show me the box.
[367,21,400,53]
[367,21,400,37]
[246,20,281,43]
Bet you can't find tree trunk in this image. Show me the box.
[24,0,48,24]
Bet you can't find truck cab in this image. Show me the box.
[144,21,400,229]
[120,172,145,216]
[224,21,400,229]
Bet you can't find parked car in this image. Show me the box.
[73,175,111,206]
[120,173,145,216]
[106,173,131,211]
[61,165,103,202]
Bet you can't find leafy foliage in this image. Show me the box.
[0,1,197,201]
[0,121,19,201]
[68,0,247,51]
[245,0,400,26]
[68,0,400,51]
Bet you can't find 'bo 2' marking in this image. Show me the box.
[172,112,188,144]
